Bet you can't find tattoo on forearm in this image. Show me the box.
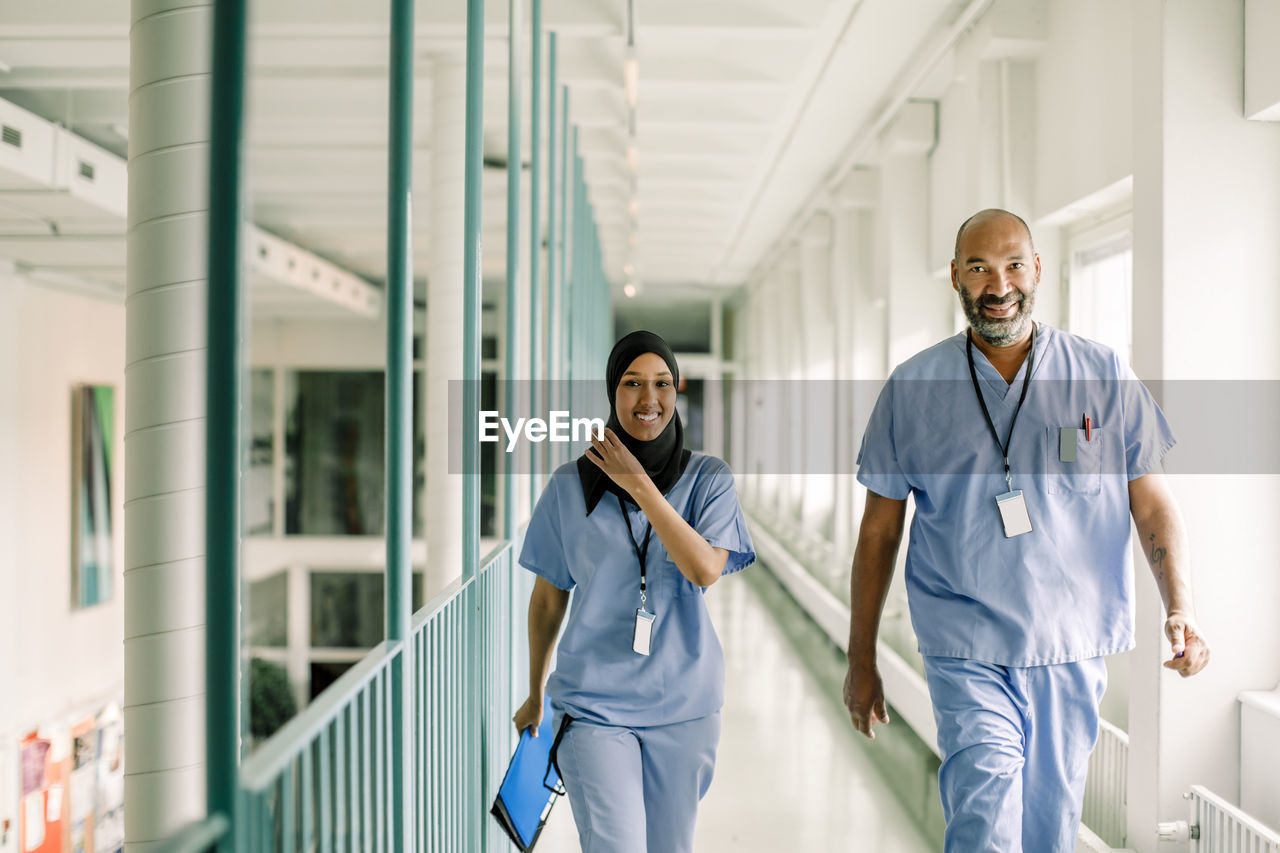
[1149,533,1167,580]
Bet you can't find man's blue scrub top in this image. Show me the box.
[856,324,1176,666]
[519,453,756,727]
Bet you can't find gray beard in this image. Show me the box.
[960,288,1035,347]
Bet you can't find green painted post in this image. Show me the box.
[384,0,415,847]
[463,0,486,848]
[530,0,543,497]
[206,0,246,846]
[557,88,569,464]
[546,35,558,477]
[504,0,522,542]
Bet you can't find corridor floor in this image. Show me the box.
[534,569,935,852]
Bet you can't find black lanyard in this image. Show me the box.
[617,495,653,606]
[965,323,1036,492]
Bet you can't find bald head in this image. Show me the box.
[954,209,1035,261]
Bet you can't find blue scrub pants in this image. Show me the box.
[923,656,1108,853]
[554,712,721,853]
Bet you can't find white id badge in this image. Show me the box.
[996,490,1033,538]
[633,608,655,655]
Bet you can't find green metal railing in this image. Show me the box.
[239,641,402,851]
[166,0,614,846]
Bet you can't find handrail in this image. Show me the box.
[240,639,400,790]
[409,542,512,632]
[244,542,517,792]
[151,814,230,853]
[413,575,468,632]
[480,538,513,571]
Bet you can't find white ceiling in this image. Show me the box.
[0,0,969,307]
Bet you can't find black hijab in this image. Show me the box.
[577,330,691,515]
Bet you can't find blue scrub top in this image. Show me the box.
[519,453,755,727]
[856,324,1175,666]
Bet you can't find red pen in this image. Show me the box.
[1085,416,1091,442]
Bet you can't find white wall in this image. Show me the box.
[1128,1,1280,845]
[0,278,126,756]
[1034,0,1133,222]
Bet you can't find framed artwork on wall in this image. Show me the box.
[70,384,114,609]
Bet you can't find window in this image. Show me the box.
[285,371,386,536]
[246,369,274,536]
[1068,226,1133,365]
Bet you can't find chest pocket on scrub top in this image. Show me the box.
[1044,426,1102,496]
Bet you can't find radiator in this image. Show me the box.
[1187,785,1280,852]
[1082,718,1129,848]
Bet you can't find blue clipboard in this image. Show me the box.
[489,698,567,851]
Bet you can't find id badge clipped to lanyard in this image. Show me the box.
[967,326,1036,538]
[619,496,656,655]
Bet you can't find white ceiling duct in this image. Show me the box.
[0,95,379,317]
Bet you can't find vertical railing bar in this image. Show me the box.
[301,744,315,853]
[433,617,444,853]
[374,670,385,853]
[557,84,569,465]
[428,630,436,853]
[384,0,416,841]
[545,31,558,484]
[281,763,295,853]
[335,706,347,852]
[206,0,247,847]
[416,635,425,852]
[504,0,522,543]
[462,0,487,834]
[318,728,332,853]
[360,691,371,853]
[451,592,458,851]
[529,0,544,495]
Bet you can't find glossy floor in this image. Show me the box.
[534,572,934,852]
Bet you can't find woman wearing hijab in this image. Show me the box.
[513,330,755,853]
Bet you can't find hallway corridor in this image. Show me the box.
[536,565,935,852]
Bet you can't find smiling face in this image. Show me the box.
[614,352,677,441]
[951,211,1041,347]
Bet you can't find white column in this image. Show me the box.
[704,297,725,460]
[736,292,760,509]
[123,0,211,845]
[1128,2,1280,849]
[286,561,309,709]
[757,267,788,520]
[879,101,948,370]
[831,169,877,561]
[839,171,880,540]
[773,252,805,525]
[425,55,467,597]
[798,213,835,542]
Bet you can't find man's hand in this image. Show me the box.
[843,660,891,739]
[1163,612,1210,677]
[513,695,544,736]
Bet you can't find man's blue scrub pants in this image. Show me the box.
[923,656,1108,853]
[555,713,720,853]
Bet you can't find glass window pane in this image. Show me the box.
[285,371,385,535]
[246,571,287,647]
[246,368,274,535]
[310,571,384,648]
[309,660,354,702]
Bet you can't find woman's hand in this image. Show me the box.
[513,695,545,737]
[587,428,654,499]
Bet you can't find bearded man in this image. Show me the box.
[842,209,1210,852]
